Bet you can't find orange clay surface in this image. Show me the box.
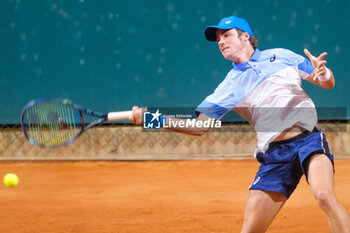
[0,159,349,233]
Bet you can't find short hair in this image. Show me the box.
[235,28,258,49]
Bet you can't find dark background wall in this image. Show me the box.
[1,0,349,123]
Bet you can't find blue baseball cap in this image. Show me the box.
[204,16,253,41]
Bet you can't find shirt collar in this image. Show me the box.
[250,48,260,61]
[232,48,261,71]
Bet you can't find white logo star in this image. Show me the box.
[150,109,162,122]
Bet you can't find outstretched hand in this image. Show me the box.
[129,106,147,125]
[304,49,328,81]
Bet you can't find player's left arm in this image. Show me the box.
[130,106,214,136]
[304,48,335,89]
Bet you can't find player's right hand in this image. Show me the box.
[130,106,147,125]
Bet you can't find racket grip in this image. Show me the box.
[107,111,132,121]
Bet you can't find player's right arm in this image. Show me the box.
[129,106,213,136]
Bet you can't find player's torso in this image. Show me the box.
[229,48,305,108]
[225,49,316,128]
[227,48,317,152]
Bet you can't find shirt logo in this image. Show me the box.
[270,54,276,62]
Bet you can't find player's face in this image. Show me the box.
[216,29,246,62]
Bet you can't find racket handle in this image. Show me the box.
[107,111,132,121]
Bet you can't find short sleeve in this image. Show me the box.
[297,58,314,79]
[277,49,315,80]
[194,99,229,120]
[195,71,238,120]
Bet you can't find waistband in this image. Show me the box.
[268,127,321,148]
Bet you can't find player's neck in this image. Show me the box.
[232,46,255,64]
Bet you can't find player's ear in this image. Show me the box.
[242,32,250,42]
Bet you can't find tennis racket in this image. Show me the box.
[21,98,132,148]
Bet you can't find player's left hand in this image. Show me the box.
[304,49,328,81]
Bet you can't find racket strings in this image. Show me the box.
[23,101,82,147]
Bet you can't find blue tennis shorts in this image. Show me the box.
[249,128,334,198]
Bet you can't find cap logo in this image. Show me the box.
[225,20,231,24]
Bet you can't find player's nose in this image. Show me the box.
[217,38,224,47]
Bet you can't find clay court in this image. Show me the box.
[1,159,349,233]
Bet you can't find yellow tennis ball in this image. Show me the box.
[3,173,19,188]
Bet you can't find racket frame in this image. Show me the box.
[21,97,109,148]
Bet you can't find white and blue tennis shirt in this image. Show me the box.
[195,48,317,154]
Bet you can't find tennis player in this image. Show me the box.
[130,16,350,232]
